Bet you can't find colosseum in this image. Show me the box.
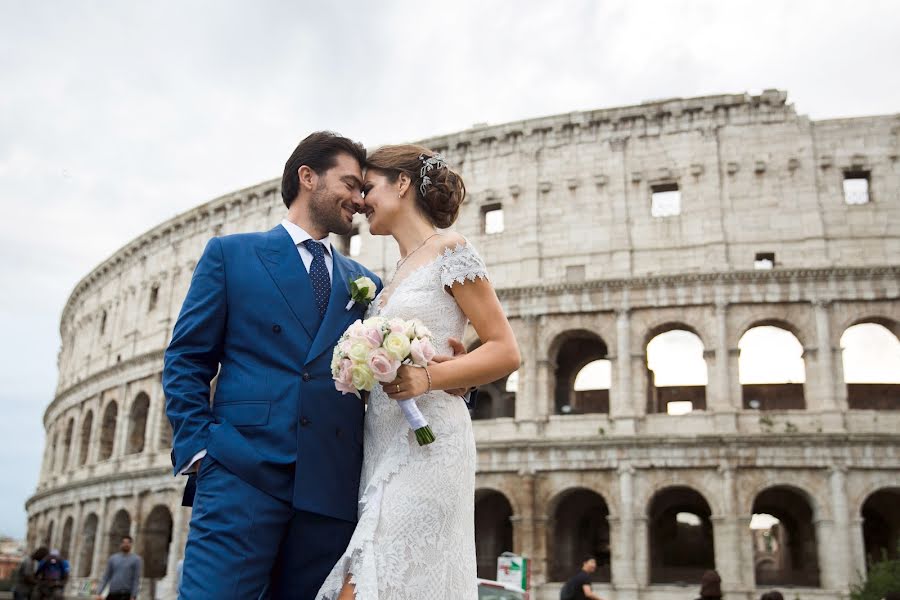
[26,89,900,600]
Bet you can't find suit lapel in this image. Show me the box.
[306,251,357,364]
[256,226,318,342]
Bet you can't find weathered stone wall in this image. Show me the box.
[28,91,899,600]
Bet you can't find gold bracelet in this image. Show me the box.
[423,365,433,393]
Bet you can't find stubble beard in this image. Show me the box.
[308,181,353,236]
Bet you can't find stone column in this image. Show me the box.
[849,515,867,588]
[114,383,129,458]
[612,309,638,433]
[710,303,738,431]
[737,515,756,589]
[825,467,852,593]
[512,471,537,560]
[633,516,649,587]
[517,317,539,422]
[531,515,549,586]
[92,495,110,578]
[711,466,742,589]
[613,465,638,596]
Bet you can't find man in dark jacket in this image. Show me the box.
[560,556,605,600]
[695,569,722,600]
[12,546,49,600]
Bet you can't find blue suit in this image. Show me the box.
[164,224,381,599]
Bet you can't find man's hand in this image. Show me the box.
[431,338,473,397]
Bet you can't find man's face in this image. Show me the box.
[583,558,597,573]
[120,537,132,553]
[307,152,364,236]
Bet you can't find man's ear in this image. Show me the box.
[298,165,318,192]
[398,172,412,198]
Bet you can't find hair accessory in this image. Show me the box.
[418,153,447,196]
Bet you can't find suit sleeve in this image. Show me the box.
[163,237,227,475]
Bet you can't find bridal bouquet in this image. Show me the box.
[332,316,438,445]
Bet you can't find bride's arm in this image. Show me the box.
[386,277,520,400]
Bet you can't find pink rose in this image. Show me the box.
[409,337,437,366]
[368,348,401,383]
[388,318,407,334]
[347,321,369,343]
[363,326,384,348]
[334,359,357,396]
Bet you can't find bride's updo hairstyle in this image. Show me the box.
[366,145,466,228]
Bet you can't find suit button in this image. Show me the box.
[272,324,282,334]
[300,417,310,426]
[302,372,311,382]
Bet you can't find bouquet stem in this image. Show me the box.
[397,398,436,446]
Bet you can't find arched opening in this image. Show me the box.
[554,331,610,415]
[107,509,131,557]
[78,513,98,577]
[78,410,93,465]
[61,418,74,472]
[48,432,58,473]
[98,401,118,460]
[549,489,611,583]
[739,325,806,410]
[646,328,708,414]
[841,321,900,410]
[861,487,900,569]
[60,517,74,561]
[751,486,820,587]
[648,486,715,584]
[474,490,514,580]
[469,339,516,420]
[143,505,173,579]
[126,392,150,454]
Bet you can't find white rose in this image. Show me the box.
[383,332,411,361]
[354,276,377,300]
[348,341,370,364]
[351,364,376,391]
[414,321,432,339]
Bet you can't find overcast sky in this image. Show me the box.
[1,0,899,541]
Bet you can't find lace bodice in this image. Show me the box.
[317,241,487,600]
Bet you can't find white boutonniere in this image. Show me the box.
[345,276,377,310]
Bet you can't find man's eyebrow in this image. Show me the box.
[341,174,362,186]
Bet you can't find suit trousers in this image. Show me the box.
[178,456,356,600]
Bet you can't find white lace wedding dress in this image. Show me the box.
[316,241,487,600]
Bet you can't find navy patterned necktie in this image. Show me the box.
[302,239,331,318]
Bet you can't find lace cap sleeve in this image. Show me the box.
[439,242,489,288]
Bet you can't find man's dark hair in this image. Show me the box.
[281,131,366,208]
[32,546,49,561]
[582,555,596,564]
[122,535,133,543]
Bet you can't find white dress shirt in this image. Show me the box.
[181,221,334,474]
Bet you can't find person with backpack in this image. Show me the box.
[12,546,49,600]
[559,556,605,600]
[33,548,70,600]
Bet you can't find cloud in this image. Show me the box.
[1,0,899,539]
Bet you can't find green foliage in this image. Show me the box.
[850,555,900,600]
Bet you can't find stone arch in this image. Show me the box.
[840,319,900,410]
[48,431,58,473]
[550,329,610,415]
[751,485,820,587]
[644,323,709,415]
[734,317,811,350]
[126,392,150,454]
[78,513,99,577]
[860,487,900,569]
[78,409,93,466]
[44,519,55,547]
[468,340,516,419]
[474,489,514,580]
[61,417,75,472]
[107,509,131,557]
[547,488,611,583]
[739,323,806,410]
[60,516,74,560]
[98,400,118,460]
[647,486,715,584]
[142,505,173,579]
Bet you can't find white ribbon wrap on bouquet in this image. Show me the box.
[397,399,428,430]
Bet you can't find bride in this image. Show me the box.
[316,145,521,600]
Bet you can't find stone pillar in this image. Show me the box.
[517,317,539,422]
[815,512,837,591]
[710,303,738,431]
[849,515,867,588]
[633,516,649,587]
[114,383,129,458]
[532,515,549,586]
[826,467,852,593]
[711,466,742,589]
[612,309,638,433]
[737,515,756,589]
[613,465,638,596]
[513,471,537,560]
[92,495,110,578]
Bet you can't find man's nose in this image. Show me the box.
[351,191,366,209]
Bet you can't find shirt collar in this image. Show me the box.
[281,219,332,255]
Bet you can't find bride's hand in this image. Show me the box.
[385,365,431,401]
[431,338,472,397]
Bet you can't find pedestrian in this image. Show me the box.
[694,570,722,600]
[761,592,784,600]
[94,535,142,600]
[12,546,49,600]
[33,549,70,600]
[560,556,605,600]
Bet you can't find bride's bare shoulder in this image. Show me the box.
[432,231,468,254]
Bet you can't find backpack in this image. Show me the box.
[37,556,66,581]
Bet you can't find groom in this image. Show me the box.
[164,132,382,599]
